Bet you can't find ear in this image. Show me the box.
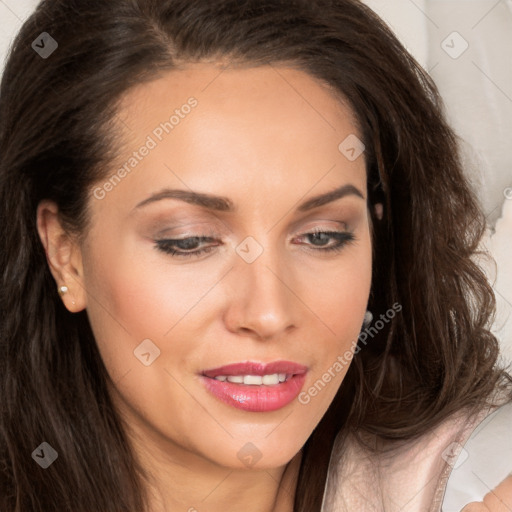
[36,200,87,312]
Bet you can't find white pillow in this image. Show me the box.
[484,197,512,366]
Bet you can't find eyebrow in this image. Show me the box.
[297,184,365,211]
[133,183,365,213]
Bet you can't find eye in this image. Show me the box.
[154,229,356,259]
[294,228,356,253]
[155,236,219,258]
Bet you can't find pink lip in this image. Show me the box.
[200,360,308,412]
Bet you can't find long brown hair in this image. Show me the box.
[1,1,510,510]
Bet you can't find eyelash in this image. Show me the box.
[154,228,356,259]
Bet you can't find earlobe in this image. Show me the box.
[36,200,87,312]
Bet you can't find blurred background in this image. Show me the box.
[1,0,511,364]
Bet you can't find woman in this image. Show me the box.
[0,1,510,511]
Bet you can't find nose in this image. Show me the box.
[222,245,299,341]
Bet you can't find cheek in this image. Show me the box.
[80,235,186,380]
[324,262,370,317]
[305,234,372,342]
[80,240,213,444]
[298,231,372,402]
[81,233,216,349]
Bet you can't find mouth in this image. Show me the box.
[200,361,308,412]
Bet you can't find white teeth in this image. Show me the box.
[226,375,244,383]
[243,375,262,385]
[262,374,279,385]
[215,373,287,385]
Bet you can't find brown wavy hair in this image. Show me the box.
[1,0,510,510]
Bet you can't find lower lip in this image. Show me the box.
[201,374,307,412]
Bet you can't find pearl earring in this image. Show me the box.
[58,285,76,306]
[362,310,373,329]
[374,203,383,220]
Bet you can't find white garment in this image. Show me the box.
[442,399,512,511]
[321,384,512,511]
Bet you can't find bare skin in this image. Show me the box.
[37,63,372,512]
[461,475,512,512]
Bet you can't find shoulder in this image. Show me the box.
[321,383,512,512]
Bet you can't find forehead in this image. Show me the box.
[96,63,366,215]
[116,62,358,129]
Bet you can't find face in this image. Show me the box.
[71,64,372,470]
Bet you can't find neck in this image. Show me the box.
[123,415,303,512]
[141,439,302,512]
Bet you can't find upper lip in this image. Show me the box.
[201,360,308,378]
